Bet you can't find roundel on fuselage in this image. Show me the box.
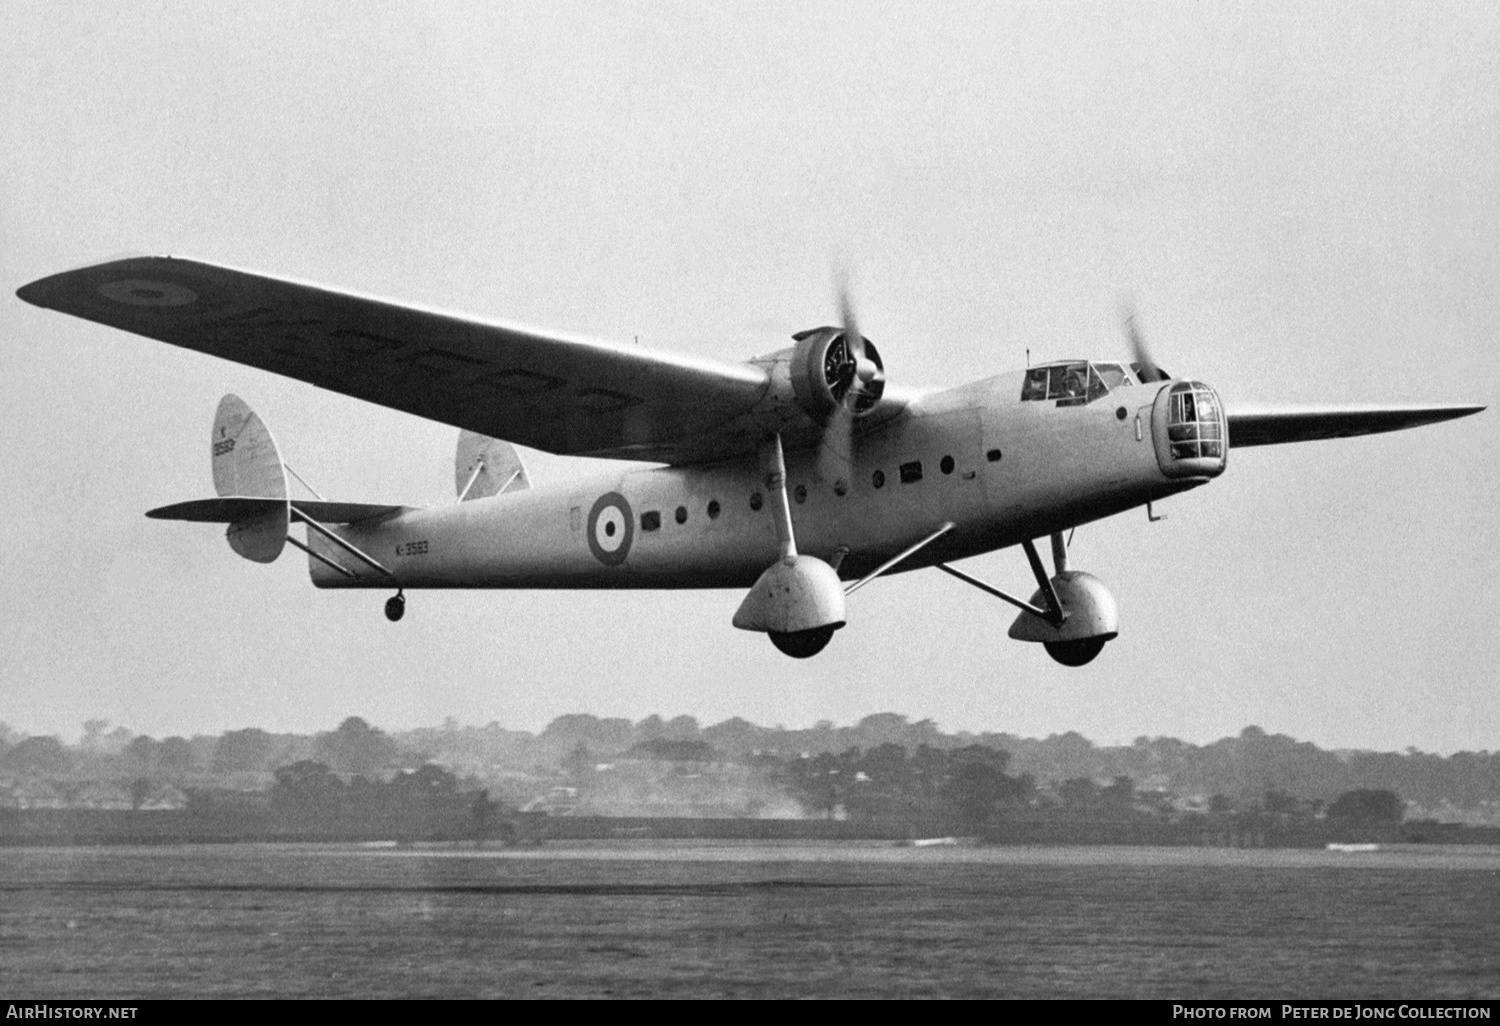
[587,492,633,566]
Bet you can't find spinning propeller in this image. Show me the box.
[816,271,885,487]
[1120,298,1169,383]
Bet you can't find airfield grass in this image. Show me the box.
[1,843,1496,999]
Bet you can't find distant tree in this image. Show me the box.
[389,763,460,805]
[1057,777,1099,811]
[158,737,196,773]
[564,742,593,779]
[271,760,345,811]
[124,735,157,771]
[665,715,701,739]
[2,735,72,775]
[625,738,719,763]
[81,719,110,750]
[314,717,398,776]
[212,728,276,773]
[1327,789,1404,823]
[943,745,1024,829]
[1102,775,1135,811]
[1208,793,1235,814]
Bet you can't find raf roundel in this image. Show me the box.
[586,492,633,566]
[96,279,199,307]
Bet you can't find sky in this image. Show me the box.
[3,1,1497,753]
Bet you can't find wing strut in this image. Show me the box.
[285,535,357,578]
[291,504,395,578]
[936,535,1070,628]
[844,523,956,596]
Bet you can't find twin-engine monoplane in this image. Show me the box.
[16,256,1484,662]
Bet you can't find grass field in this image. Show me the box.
[2,842,1496,999]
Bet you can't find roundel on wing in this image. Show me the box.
[587,492,633,566]
[96,279,199,307]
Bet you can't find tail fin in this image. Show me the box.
[211,394,289,563]
[455,431,530,501]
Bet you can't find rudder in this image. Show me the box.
[211,394,289,563]
[455,431,530,501]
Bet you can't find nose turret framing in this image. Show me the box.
[1153,380,1227,480]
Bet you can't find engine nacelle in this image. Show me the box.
[732,554,847,658]
[787,327,886,420]
[1007,571,1120,667]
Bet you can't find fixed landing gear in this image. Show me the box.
[384,590,406,622]
[768,624,837,659]
[1043,636,1108,667]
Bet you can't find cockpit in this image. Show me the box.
[1020,361,1137,407]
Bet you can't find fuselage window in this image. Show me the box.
[900,461,922,484]
[940,455,955,475]
[793,484,807,504]
[707,499,721,519]
[872,470,885,489]
[674,505,688,524]
[749,492,763,511]
[986,448,1002,462]
[641,510,661,532]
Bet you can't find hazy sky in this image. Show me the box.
[3,1,1496,753]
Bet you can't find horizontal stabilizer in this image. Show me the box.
[148,497,408,524]
[1226,403,1484,448]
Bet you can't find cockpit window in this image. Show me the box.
[1021,362,1112,406]
[1094,363,1129,389]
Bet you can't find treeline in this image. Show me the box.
[2,715,1497,819]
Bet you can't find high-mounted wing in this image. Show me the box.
[1226,403,1484,448]
[16,256,773,465]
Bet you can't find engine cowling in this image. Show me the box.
[787,327,886,420]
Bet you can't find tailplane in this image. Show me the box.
[147,395,408,563]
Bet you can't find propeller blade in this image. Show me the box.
[1120,299,1167,383]
[818,266,862,488]
[817,401,854,487]
[835,266,864,366]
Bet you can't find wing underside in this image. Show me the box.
[17,256,773,465]
[1226,403,1484,448]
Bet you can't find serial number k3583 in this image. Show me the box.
[396,540,429,557]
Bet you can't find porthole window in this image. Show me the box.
[899,461,923,484]
[872,470,885,489]
[707,499,721,519]
[986,449,1002,462]
[675,505,688,524]
[641,510,661,531]
[793,484,807,504]
[749,492,763,511]
[833,479,848,497]
[940,455,955,475]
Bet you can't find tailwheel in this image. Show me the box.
[384,591,406,623]
[769,624,837,659]
[1043,636,1108,667]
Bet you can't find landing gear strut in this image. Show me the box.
[936,530,1119,667]
[384,590,405,622]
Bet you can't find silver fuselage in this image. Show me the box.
[309,373,1217,590]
